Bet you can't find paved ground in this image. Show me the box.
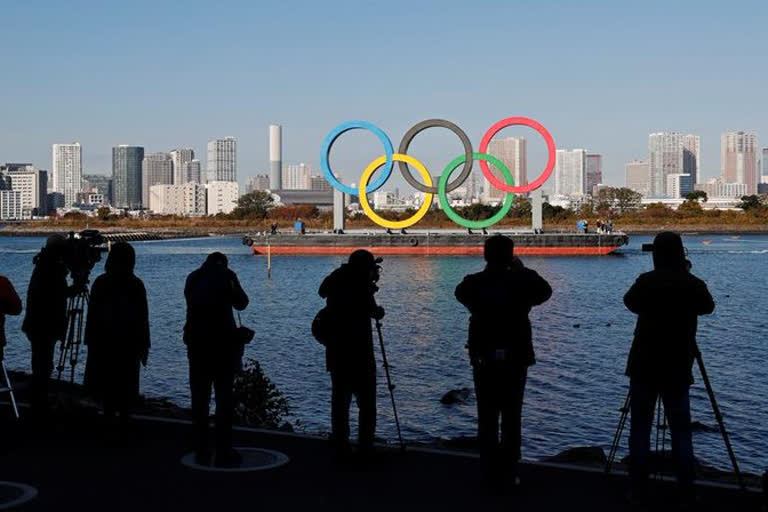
[0,411,763,511]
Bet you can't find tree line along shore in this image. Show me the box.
[2,189,768,236]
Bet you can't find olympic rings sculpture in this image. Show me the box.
[320,117,556,229]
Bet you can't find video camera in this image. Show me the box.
[641,241,692,271]
[63,229,108,288]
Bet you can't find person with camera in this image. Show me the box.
[22,234,72,418]
[624,232,714,505]
[318,249,385,460]
[0,274,23,363]
[83,242,150,423]
[455,235,552,491]
[184,252,249,467]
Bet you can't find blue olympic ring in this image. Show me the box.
[320,120,394,196]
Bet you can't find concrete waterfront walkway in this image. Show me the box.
[0,413,763,511]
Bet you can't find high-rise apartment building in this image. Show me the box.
[112,145,145,209]
[625,160,650,197]
[761,147,768,178]
[0,164,47,216]
[142,152,174,207]
[682,135,701,186]
[721,132,759,194]
[170,148,195,185]
[648,132,700,198]
[207,137,237,182]
[554,149,586,197]
[185,160,202,184]
[246,175,271,193]
[485,137,526,202]
[282,163,312,190]
[585,154,603,196]
[52,143,82,207]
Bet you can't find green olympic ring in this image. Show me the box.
[438,152,516,229]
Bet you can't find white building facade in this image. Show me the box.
[282,163,312,190]
[206,181,239,215]
[52,143,82,207]
[0,190,23,220]
[207,137,237,182]
[149,182,207,216]
[554,149,586,197]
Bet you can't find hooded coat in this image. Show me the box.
[84,243,150,404]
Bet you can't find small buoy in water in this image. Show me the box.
[573,324,581,328]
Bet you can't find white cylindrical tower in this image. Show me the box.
[269,124,282,190]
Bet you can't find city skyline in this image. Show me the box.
[2,2,766,193]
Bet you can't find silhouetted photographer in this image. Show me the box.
[317,249,385,459]
[22,235,72,418]
[84,242,150,422]
[624,232,714,504]
[455,235,552,490]
[184,252,249,467]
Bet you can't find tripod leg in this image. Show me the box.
[375,321,405,452]
[605,389,631,475]
[695,350,745,491]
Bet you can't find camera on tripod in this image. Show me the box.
[56,230,108,382]
[62,229,108,289]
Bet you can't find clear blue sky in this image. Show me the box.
[1,0,766,190]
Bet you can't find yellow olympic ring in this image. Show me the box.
[358,153,434,230]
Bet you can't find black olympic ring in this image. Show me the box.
[397,119,474,194]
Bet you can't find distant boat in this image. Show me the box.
[242,231,630,256]
[701,240,712,245]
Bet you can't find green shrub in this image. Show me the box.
[233,359,292,430]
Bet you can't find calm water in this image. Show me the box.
[1,234,766,472]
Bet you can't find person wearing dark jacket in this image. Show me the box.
[22,234,71,417]
[0,274,23,362]
[318,249,385,458]
[84,242,150,420]
[455,235,552,489]
[184,252,249,467]
[624,232,714,503]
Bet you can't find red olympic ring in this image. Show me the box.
[478,117,556,194]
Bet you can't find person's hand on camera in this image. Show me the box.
[373,306,385,320]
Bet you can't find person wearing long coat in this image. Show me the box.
[84,242,150,418]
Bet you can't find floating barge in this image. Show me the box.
[244,231,629,256]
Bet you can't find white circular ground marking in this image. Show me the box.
[181,447,290,472]
[0,481,38,510]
